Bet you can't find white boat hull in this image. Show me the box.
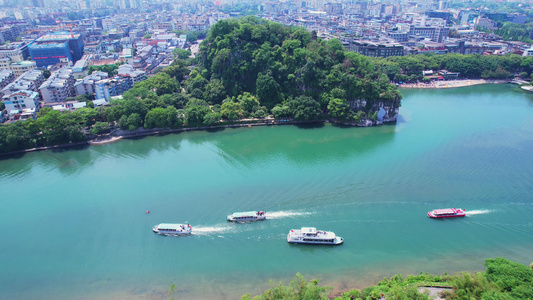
[287,227,343,245]
[287,236,344,245]
[152,224,192,236]
[227,211,266,222]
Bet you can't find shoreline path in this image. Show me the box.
[398,79,507,89]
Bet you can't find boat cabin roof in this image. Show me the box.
[301,227,317,234]
[232,211,258,218]
[158,223,186,230]
[433,208,456,214]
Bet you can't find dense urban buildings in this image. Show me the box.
[0,0,532,124]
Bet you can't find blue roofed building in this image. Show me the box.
[28,32,84,68]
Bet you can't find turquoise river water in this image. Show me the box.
[1,84,533,299]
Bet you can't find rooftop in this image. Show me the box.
[37,31,81,42]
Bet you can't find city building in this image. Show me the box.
[74,71,109,96]
[1,69,44,97]
[474,17,496,30]
[407,25,449,43]
[117,64,146,84]
[39,68,75,104]
[10,61,36,76]
[387,31,409,42]
[0,58,10,70]
[95,75,133,101]
[348,40,404,58]
[2,90,40,113]
[28,32,84,67]
[0,42,29,63]
[72,55,90,77]
[0,69,15,91]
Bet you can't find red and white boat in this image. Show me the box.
[427,208,466,218]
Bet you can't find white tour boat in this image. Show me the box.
[152,223,192,235]
[287,227,343,245]
[227,211,266,222]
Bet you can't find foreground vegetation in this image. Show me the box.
[242,258,533,300]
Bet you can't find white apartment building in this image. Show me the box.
[74,71,109,96]
[117,64,146,84]
[1,69,44,97]
[2,90,39,113]
[0,69,15,90]
[10,61,36,76]
[39,68,75,104]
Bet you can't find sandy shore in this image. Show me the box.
[399,79,507,89]
[89,135,123,145]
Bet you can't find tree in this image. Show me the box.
[271,104,291,119]
[185,100,211,126]
[76,107,98,127]
[185,105,210,126]
[287,96,323,121]
[160,93,188,109]
[90,122,110,135]
[203,79,227,104]
[184,73,209,94]
[163,61,190,82]
[220,101,244,120]
[87,62,122,76]
[165,106,181,129]
[127,113,142,131]
[65,125,86,143]
[236,92,260,115]
[118,115,129,130]
[135,73,179,96]
[173,48,191,60]
[144,107,168,129]
[256,73,283,109]
[37,109,69,145]
[42,69,51,79]
[0,122,34,153]
[328,98,352,122]
[203,112,221,126]
[122,97,148,120]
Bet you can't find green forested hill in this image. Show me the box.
[196,16,401,122]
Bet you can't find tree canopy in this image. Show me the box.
[198,16,401,121]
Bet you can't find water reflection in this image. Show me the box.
[0,124,392,177]
[102,134,183,160]
[0,134,184,177]
[202,124,397,167]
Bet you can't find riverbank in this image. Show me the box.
[399,79,507,89]
[0,119,313,157]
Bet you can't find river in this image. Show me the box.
[1,84,532,299]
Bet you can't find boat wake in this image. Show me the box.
[192,225,232,235]
[466,210,492,216]
[267,210,313,219]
